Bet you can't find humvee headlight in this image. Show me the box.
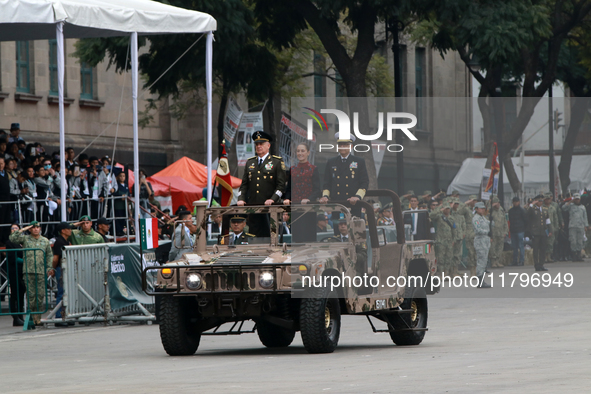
[259,272,274,288]
[298,265,309,275]
[185,273,202,290]
[161,268,173,279]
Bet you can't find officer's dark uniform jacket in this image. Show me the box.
[218,232,255,245]
[526,205,553,236]
[238,154,287,204]
[322,154,369,201]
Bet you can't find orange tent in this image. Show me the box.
[147,175,202,212]
[152,156,241,188]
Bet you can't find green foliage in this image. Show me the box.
[413,0,552,72]
[367,54,394,96]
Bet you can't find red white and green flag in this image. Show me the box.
[140,218,159,249]
[216,143,234,206]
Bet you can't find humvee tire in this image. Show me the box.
[388,286,428,346]
[159,296,201,356]
[300,287,341,353]
[256,320,296,348]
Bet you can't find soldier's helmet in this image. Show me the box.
[474,202,486,209]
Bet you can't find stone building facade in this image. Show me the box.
[0,39,201,175]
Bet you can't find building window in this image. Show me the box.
[313,52,325,97]
[80,62,94,99]
[16,41,31,93]
[398,45,407,98]
[415,47,426,129]
[49,39,58,96]
[335,70,346,110]
[313,51,325,109]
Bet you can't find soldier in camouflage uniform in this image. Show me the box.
[9,220,53,326]
[488,196,509,267]
[70,215,105,245]
[562,193,590,261]
[400,190,414,210]
[429,198,457,276]
[456,195,477,276]
[472,202,491,288]
[544,193,562,262]
[450,198,466,277]
[526,195,552,271]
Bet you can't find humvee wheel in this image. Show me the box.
[159,296,201,356]
[388,287,428,346]
[300,287,341,353]
[257,320,296,348]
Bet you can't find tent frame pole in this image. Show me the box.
[56,22,67,221]
[131,32,140,236]
[206,31,213,204]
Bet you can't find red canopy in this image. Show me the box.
[147,175,203,212]
[152,156,241,188]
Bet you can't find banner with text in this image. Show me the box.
[236,111,264,167]
[108,244,155,310]
[223,96,243,148]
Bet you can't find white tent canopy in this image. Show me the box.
[0,0,216,40]
[0,0,216,232]
[447,156,591,200]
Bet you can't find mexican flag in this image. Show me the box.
[140,218,159,249]
[216,143,234,206]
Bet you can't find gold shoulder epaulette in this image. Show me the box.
[247,156,257,160]
[245,233,256,237]
[272,155,283,159]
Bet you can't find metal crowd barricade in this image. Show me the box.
[0,195,133,243]
[42,243,155,326]
[0,247,49,331]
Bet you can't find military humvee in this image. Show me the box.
[142,190,437,355]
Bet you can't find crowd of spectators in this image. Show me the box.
[0,123,165,246]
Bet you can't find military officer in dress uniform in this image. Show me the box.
[319,133,369,218]
[218,214,256,245]
[526,194,553,271]
[237,131,287,237]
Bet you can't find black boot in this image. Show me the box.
[12,317,24,327]
[477,275,491,288]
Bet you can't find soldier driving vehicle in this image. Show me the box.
[218,214,255,245]
[143,190,437,356]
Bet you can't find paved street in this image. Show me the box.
[1,261,590,393]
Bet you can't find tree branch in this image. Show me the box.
[293,0,353,79]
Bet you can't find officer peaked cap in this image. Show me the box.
[252,131,272,143]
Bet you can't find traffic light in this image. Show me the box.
[554,109,563,130]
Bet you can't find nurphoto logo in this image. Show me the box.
[303,107,418,152]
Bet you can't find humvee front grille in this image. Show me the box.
[205,271,257,291]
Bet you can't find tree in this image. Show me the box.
[414,0,591,194]
[254,0,408,189]
[555,22,591,193]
